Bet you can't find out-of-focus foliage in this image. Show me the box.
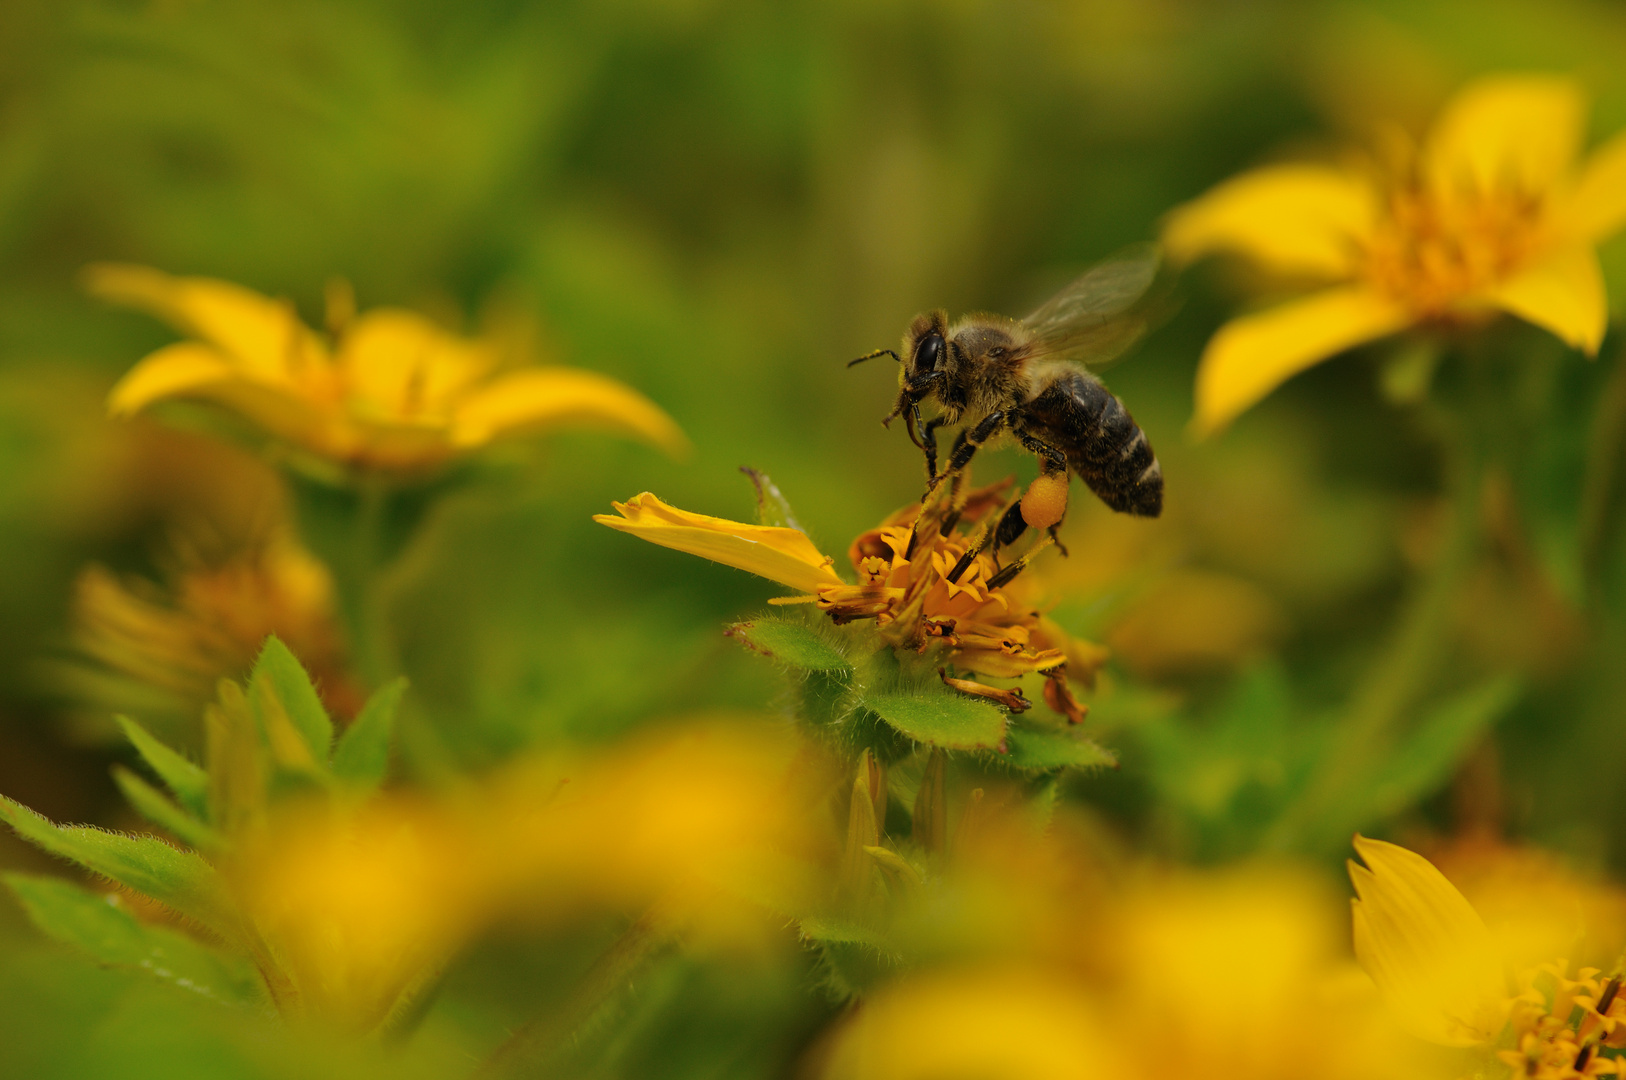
[7,0,1626,1077]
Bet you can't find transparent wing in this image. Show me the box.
[1021,243,1162,369]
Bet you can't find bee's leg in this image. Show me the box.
[926,410,1006,496]
[921,416,950,483]
[1015,431,1072,555]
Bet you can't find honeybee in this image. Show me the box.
[851,245,1164,564]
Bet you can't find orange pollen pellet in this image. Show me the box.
[1021,473,1069,530]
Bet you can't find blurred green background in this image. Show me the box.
[6,0,1626,1075]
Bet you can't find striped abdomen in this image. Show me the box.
[1022,370,1162,517]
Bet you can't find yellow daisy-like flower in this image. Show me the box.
[595,479,1103,719]
[1166,75,1626,436]
[91,265,689,473]
[1350,835,1626,1077]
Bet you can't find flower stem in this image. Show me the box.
[472,906,675,1079]
[1579,343,1626,604]
[1264,402,1483,853]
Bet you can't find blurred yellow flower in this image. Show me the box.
[1351,835,1626,1077]
[596,479,1105,719]
[1166,75,1626,435]
[69,528,364,722]
[91,266,689,472]
[816,854,1418,1080]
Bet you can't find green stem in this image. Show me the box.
[1263,404,1483,853]
[473,906,674,1079]
[1579,343,1626,604]
[348,479,397,686]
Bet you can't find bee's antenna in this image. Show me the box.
[848,348,901,368]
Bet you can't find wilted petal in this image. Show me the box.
[1424,75,1585,202]
[453,368,689,457]
[1569,128,1626,242]
[1482,243,1607,355]
[1164,163,1378,278]
[595,492,843,594]
[1192,287,1410,437]
[85,264,326,383]
[1349,836,1506,1047]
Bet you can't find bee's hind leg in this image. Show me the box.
[1015,432,1072,555]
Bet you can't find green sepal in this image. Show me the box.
[798,917,903,1001]
[1002,720,1117,772]
[740,466,805,531]
[111,767,226,854]
[0,794,233,936]
[331,677,407,789]
[249,636,334,765]
[2,872,264,1008]
[115,715,209,820]
[862,688,1006,750]
[727,617,852,672]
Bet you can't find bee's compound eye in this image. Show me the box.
[915,332,944,372]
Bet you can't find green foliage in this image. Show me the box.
[249,637,334,764]
[2,873,264,1008]
[331,677,408,789]
[0,795,233,934]
[859,690,1006,751]
[116,715,209,820]
[110,767,224,854]
[1002,720,1117,773]
[726,618,851,672]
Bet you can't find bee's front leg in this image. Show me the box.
[924,410,1006,498]
[921,416,950,483]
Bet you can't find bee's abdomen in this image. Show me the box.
[1025,372,1162,517]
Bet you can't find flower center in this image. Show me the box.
[1362,181,1547,314]
[1499,963,1626,1079]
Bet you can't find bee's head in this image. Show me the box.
[879,311,950,444]
[901,311,948,387]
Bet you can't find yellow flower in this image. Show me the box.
[1165,75,1626,436]
[595,478,1105,719]
[68,527,365,722]
[91,266,688,472]
[815,854,1421,1080]
[1351,835,1626,1076]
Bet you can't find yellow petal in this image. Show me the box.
[817,968,1111,1080]
[1191,287,1410,437]
[106,341,343,455]
[1568,127,1626,242]
[594,493,842,594]
[85,264,327,383]
[1163,164,1378,278]
[1349,836,1506,1047]
[107,341,242,416]
[1424,75,1585,201]
[453,368,689,458]
[336,308,498,422]
[1482,243,1607,355]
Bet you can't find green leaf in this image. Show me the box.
[331,677,406,788]
[111,767,224,853]
[115,715,209,820]
[1360,677,1521,822]
[727,618,851,671]
[0,795,233,935]
[1003,723,1117,772]
[2,873,264,1007]
[862,689,1006,750]
[249,636,333,765]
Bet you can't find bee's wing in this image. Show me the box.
[1021,243,1161,369]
